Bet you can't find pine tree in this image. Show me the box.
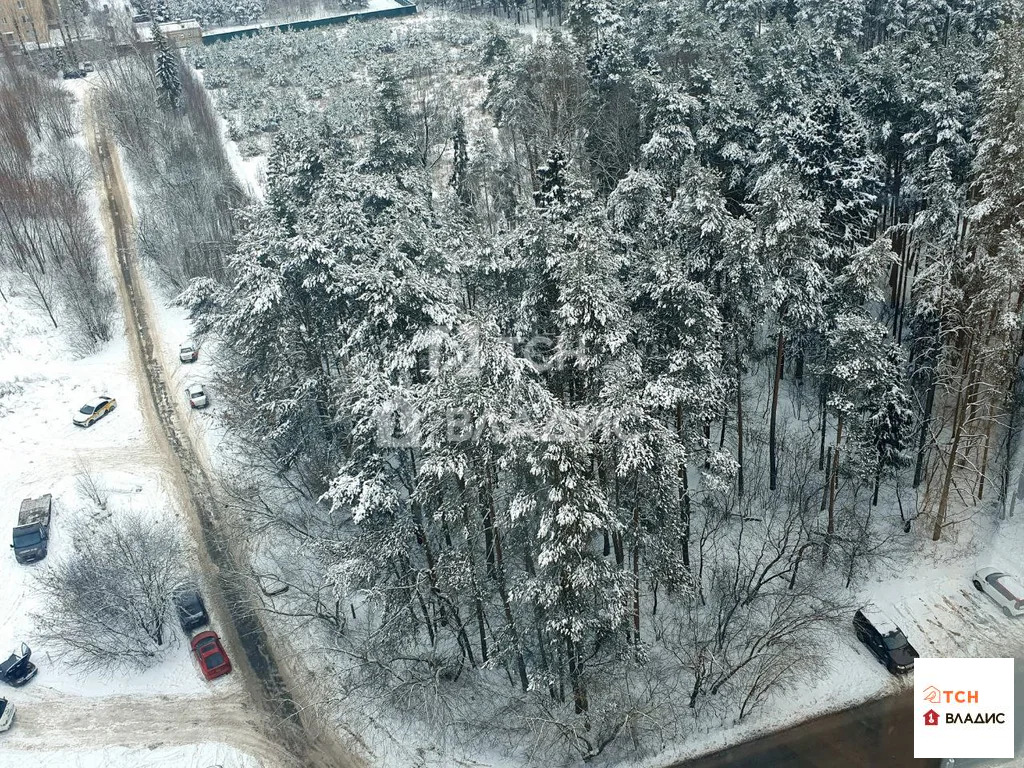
[152,23,181,110]
[861,346,914,507]
[54,44,70,75]
[449,111,472,207]
[532,148,576,217]
[362,64,419,176]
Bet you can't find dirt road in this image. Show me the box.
[3,690,293,762]
[84,95,363,768]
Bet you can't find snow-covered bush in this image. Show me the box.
[33,512,189,672]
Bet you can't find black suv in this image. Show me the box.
[853,608,918,674]
[173,586,210,633]
[0,644,37,687]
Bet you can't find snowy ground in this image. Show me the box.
[0,742,259,768]
[0,290,260,759]
[0,293,212,698]
[138,263,229,469]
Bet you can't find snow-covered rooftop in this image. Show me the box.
[135,19,201,41]
[860,605,901,636]
[161,19,200,32]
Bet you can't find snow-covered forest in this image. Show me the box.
[90,0,1024,763]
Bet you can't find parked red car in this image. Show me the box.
[190,631,231,681]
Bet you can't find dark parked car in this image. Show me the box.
[173,586,209,633]
[191,631,231,681]
[853,607,918,674]
[0,644,37,687]
[61,68,86,79]
[12,494,52,564]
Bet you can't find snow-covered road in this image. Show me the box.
[83,92,363,768]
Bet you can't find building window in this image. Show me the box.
[16,0,25,9]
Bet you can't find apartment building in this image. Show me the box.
[0,0,54,45]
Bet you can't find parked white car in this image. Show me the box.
[72,395,117,427]
[179,341,198,363]
[186,384,208,409]
[0,697,14,732]
[973,567,1024,617]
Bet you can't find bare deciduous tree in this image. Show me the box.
[75,459,110,512]
[34,512,189,672]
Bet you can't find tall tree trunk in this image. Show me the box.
[736,341,744,496]
[493,526,529,692]
[914,377,937,488]
[769,330,784,490]
[818,384,828,471]
[821,448,832,512]
[458,480,489,664]
[978,409,995,501]
[632,505,641,648]
[484,457,528,691]
[567,636,589,715]
[934,344,977,541]
[822,413,844,567]
[522,545,556,699]
[676,404,691,570]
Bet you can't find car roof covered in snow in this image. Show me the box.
[989,573,1024,601]
[187,384,204,393]
[860,605,901,635]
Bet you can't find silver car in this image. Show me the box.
[179,341,198,363]
[186,384,208,409]
[973,567,1024,617]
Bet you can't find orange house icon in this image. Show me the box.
[924,709,940,726]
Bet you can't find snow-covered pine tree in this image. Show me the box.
[152,23,181,110]
[752,167,828,491]
[971,23,1024,516]
[860,346,914,507]
[449,111,472,207]
[361,64,419,178]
